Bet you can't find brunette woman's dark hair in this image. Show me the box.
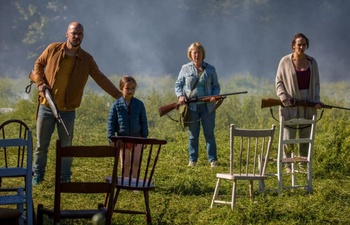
[291,33,309,49]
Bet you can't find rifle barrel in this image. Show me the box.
[189,91,248,102]
[324,105,350,111]
[261,98,350,111]
[58,117,70,136]
[44,89,70,136]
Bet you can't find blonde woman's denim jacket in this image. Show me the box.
[175,61,220,112]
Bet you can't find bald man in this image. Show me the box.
[31,21,122,185]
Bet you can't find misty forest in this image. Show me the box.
[1,1,350,224]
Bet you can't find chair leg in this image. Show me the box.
[143,190,152,224]
[104,192,110,207]
[112,188,121,211]
[307,162,313,193]
[249,180,254,202]
[291,162,296,188]
[32,201,37,225]
[17,204,24,225]
[277,160,283,193]
[36,204,44,225]
[25,199,34,225]
[231,180,237,210]
[258,180,265,193]
[210,178,221,208]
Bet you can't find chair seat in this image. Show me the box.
[282,156,308,163]
[216,173,268,180]
[0,188,26,208]
[0,168,27,177]
[106,176,154,189]
[38,205,106,219]
[0,195,25,205]
[0,208,21,225]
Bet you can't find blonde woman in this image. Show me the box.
[175,42,221,167]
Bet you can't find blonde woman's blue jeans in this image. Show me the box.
[188,104,217,163]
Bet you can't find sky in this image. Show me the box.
[1,0,350,83]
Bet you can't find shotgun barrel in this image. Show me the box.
[44,89,70,136]
[261,98,350,111]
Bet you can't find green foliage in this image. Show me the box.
[0,78,19,108]
[1,75,350,224]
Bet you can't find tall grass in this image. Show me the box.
[1,75,350,224]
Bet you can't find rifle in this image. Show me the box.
[159,91,248,117]
[261,98,350,111]
[44,88,70,136]
[26,70,70,135]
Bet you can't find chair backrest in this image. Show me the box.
[54,140,120,224]
[0,131,33,177]
[0,119,32,193]
[0,127,33,225]
[0,119,30,169]
[109,136,167,189]
[229,124,276,177]
[278,115,316,160]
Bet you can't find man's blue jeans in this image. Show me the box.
[188,103,217,163]
[32,105,75,181]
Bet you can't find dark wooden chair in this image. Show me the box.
[0,208,22,225]
[37,140,120,225]
[106,136,167,224]
[0,119,34,225]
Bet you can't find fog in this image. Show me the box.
[1,0,350,82]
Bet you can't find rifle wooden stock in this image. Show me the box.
[159,103,179,117]
[261,98,284,108]
[261,98,350,111]
[159,91,248,117]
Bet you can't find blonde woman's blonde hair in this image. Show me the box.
[187,42,206,61]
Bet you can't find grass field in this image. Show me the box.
[1,75,350,224]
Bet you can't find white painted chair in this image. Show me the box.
[277,115,316,193]
[210,124,276,210]
[0,120,33,225]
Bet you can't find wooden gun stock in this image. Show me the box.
[159,103,179,117]
[261,98,284,108]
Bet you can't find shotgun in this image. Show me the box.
[159,91,248,117]
[261,98,350,111]
[44,89,70,136]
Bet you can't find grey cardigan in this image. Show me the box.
[275,53,321,120]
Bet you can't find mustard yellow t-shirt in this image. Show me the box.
[42,55,75,110]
